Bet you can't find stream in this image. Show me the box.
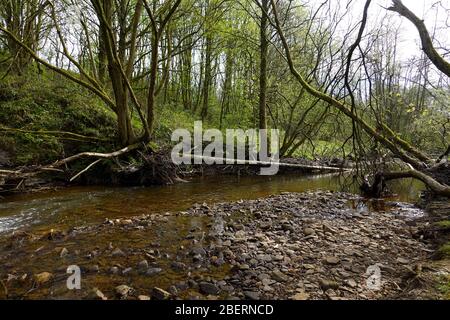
[0,173,424,235]
[0,173,429,300]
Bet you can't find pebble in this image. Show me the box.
[110,267,120,275]
[290,292,310,300]
[319,279,340,290]
[91,288,108,300]
[34,272,53,285]
[138,260,149,270]
[325,256,340,265]
[244,291,260,300]
[199,282,220,295]
[152,287,171,300]
[112,248,125,257]
[146,268,162,276]
[171,262,187,271]
[271,270,289,282]
[115,285,133,298]
[60,248,69,258]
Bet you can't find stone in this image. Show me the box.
[137,260,149,270]
[152,287,171,300]
[396,257,410,265]
[34,272,53,285]
[271,270,289,282]
[115,285,133,298]
[191,247,207,256]
[171,261,187,271]
[168,286,178,295]
[303,228,315,236]
[176,282,189,291]
[89,265,100,273]
[122,267,133,275]
[146,268,163,276]
[262,278,275,286]
[235,230,246,238]
[325,256,340,265]
[290,292,310,300]
[199,282,220,295]
[322,223,337,234]
[263,286,274,292]
[90,288,108,300]
[110,266,120,275]
[346,279,358,288]
[60,248,69,258]
[244,291,260,300]
[319,279,340,291]
[112,248,125,257]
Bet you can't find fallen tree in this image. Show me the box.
[0,143,185,194]
[0,144,141,179]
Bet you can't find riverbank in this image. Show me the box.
[0,153,350,198]
[1,190,447,300]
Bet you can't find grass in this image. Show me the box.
[437,243,450,259]
[436,221,450,231]
[0,69,117,166]
[437,275,450,300]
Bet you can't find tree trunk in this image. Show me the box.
[201,33,213,121]
[258,0,269,131]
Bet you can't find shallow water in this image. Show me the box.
[0,173,424,235]
[0,173,427,300]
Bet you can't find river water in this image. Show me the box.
[0,173,428,299]
[0,173,424,235]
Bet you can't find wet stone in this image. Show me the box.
[112,248,125,257]
[319,279,340,291]
[199,282,220,295]
[90,288,108,300]
[244,291,260,300]
[137,260,149,270]
[115,285,133,298]
[325,256,340,265]
[152,287,171,300]
[271,270,289,282]
[146,268,162,276]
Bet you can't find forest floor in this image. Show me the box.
[0,191,448,300]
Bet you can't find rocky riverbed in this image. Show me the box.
[0,191,445,300]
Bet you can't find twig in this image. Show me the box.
[0,280,8,298]
[70,159,102,182]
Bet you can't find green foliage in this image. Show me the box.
[437,243,450,259]
[153,103,200,143]
[437,276,450,300]
[436,221,450,231]
[292,140,350,160]
[0,70,117,166]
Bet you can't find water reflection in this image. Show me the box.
[0,174,424,235]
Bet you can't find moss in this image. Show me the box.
[437,275,450,300]
[436,220,450,231]
[437,243,450,259]
[0,71,118,166]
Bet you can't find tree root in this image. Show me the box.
[362,164,450,198]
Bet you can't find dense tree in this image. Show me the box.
[0,0,448,196]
